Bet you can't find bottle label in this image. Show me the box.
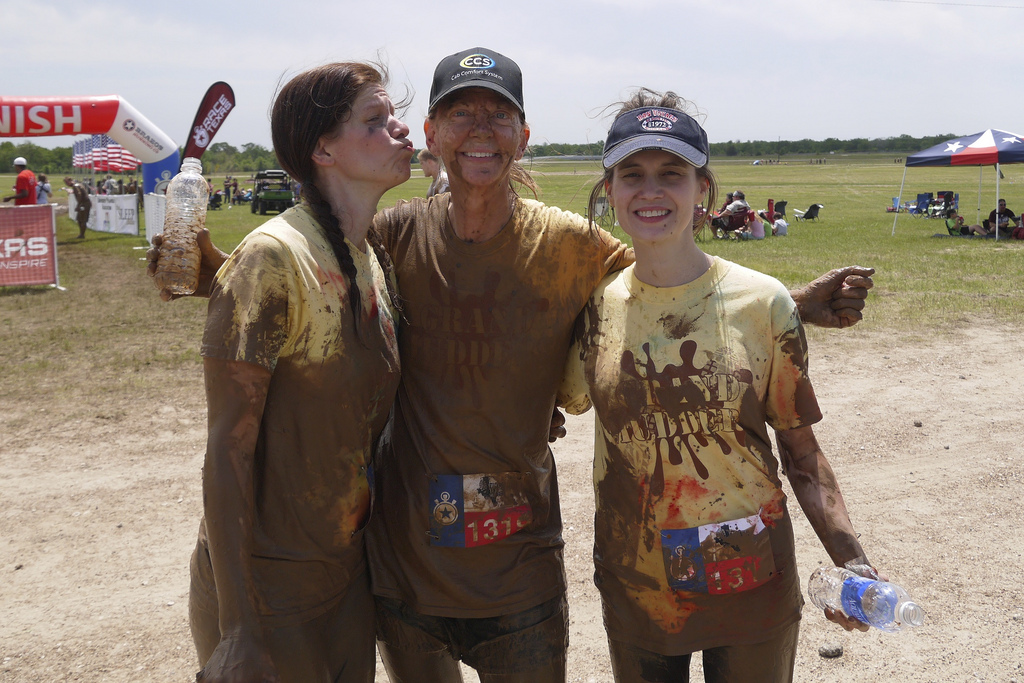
[660,510,776,594]
[840,575,873,623]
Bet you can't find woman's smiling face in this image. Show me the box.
[607,149,707,249]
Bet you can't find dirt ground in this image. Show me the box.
[1,248,1022,681]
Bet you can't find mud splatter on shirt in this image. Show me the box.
[559,258,820,654]
[195,205,400,626]
[368,196,632,617]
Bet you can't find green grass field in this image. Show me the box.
[4,155,1023,336]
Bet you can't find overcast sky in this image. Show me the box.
[4,0,1023,153]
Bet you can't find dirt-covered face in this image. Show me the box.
[425,88,529,193]
[314,85,414,192]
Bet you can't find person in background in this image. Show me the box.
[736,208,765,240]
[709,191,734,232]
[4,157,37,205]
[64,177,92,239]
[945,208,972,236]
[714,190,750,238]
[969,199,1017,236]
[36,174,52,204]
[562,89,879,683]
[417,148,449,198]
[772,211,789,236]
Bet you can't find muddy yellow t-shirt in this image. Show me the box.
[559,258,821,654]
[368,196,631,617]
[195,204,400,626]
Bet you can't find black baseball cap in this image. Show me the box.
[429,47,525,114]
[603,107,709,169]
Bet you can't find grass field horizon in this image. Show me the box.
[3,155,1023,344]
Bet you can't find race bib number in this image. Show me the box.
[429,473,532,547]
[660,511,775,594]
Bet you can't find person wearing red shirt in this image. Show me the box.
[4,157,37,206]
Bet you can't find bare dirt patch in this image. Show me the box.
[1,250,1021,681]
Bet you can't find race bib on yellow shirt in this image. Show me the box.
[429,473,533,547]
[660,511,776,594]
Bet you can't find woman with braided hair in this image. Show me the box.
[186,62,413,682]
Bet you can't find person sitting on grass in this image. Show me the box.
[945,208,973,236]
[735,209,765,240]
[968,199,1017,236]
[772,211,789,236]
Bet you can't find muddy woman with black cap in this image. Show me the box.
[559,89,883,682]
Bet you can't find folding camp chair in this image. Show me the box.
[930,191,955,218]
[774,200,787,218]
[793,204,823,221]
[908,192,933,216]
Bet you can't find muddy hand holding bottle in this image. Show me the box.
[807,565,925,633]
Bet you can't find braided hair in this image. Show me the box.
[270,62,402,340]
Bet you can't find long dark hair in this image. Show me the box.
[587,89,718,238]
[271,62,402,337]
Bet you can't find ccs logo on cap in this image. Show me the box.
[460,54,495,69]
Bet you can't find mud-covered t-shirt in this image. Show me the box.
[559,258,821,654]
[196,205,400,626]
[368,196,632,617]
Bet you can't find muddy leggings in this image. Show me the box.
[189,563,376,683]
[374,593,568,683]
[607,621,800,683]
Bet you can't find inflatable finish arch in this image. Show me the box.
[0,96,179,194]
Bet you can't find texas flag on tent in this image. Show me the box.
[907,129,1024,167]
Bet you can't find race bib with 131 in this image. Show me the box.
[660,511,776,594]
[429,473,532,547]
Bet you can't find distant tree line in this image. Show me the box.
[0,140,280,175]
[3,133,964,174]
[525,133,959,159]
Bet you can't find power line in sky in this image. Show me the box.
[870,0,1024,7]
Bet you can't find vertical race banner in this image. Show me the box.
[182,82,235,160]
[0,205,59,287]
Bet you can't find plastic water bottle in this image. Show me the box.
[154,157,207,295]
[807,566,925,633]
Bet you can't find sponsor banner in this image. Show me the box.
[143,193,167,244]
[182,82,236,160]
[0,204,58,287]
[69,193,139,235]
[92,195,139,235]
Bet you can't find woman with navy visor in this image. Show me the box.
[559,89,880,682]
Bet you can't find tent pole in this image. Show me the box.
[977,166,983,224]
[892,165,908,236]
[995,163,1001,240]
